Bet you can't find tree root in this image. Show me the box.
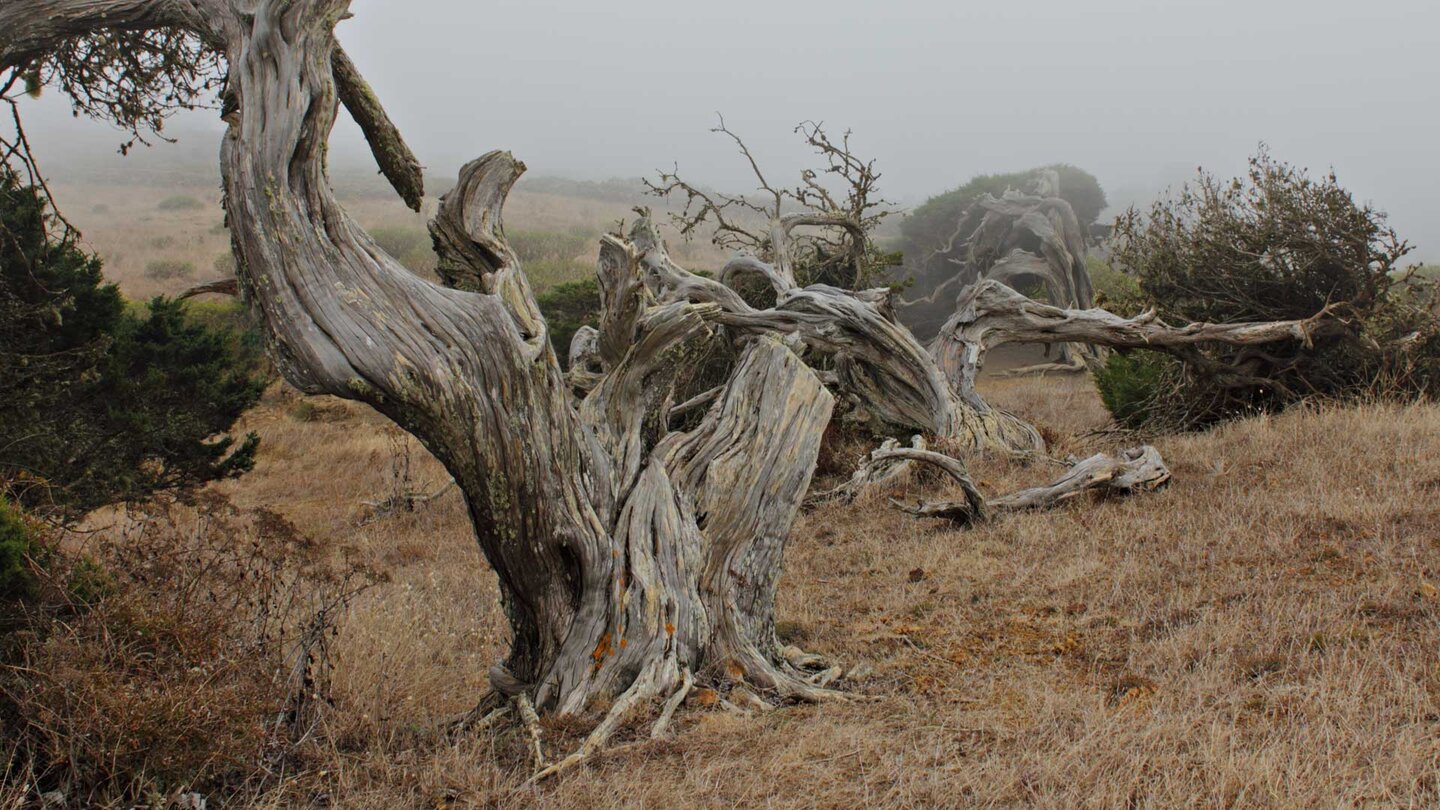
[650,669,693,740]
[514,694,546,771]
[446,690,503,740]
[529,656,672,783]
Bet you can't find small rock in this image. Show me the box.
[40,790,66,809]
[908,567,926,583]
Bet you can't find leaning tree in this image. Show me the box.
[1,0,1359,778]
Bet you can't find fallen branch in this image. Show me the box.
[891,445,1171,525]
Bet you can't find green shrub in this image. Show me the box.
[144,258,194,280]
[156,194,203,211]
[536,279,600,366]
[1100,149,1434,430]
[1093,351,1180,430]
[1087,256,1144,315]
[0,168,265,519]
[0,499,44,602]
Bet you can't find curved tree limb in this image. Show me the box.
[931,280,1351,401]
[891,445,1171,525]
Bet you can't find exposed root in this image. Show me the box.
[780,644,832,671]
[514,694,546,772]
[808,436,930,506]
[359,479,456,525]
[530,657,670,783]
[729,685,773,714]
[446,690,503,739]
[650,669,693,740]
[892,445,1172,525]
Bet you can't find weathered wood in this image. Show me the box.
[931,279,1349,397]
[892,445,1171,524]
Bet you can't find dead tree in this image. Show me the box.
[646,117,894,292]
[3,0,1365,775]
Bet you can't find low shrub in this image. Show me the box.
[1086,256,1144,315]
[0,495,380,806]
[156,195,203,211]
[144,258,194,280]
[536,278,600,365]
[0,498,44,602]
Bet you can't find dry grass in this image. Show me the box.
[116,373,1433,808]
[22,180,1440,807]
[52,179,730,300]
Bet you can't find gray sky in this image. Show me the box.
[22,0,1440,259]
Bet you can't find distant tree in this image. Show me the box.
[0,168,265,518]
[901,164,1107,264]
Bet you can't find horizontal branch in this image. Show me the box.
[891,445,1171,525]
[932,280,1351,398]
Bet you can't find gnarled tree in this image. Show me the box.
[900,168,1098,352]
[3,0,1368,778]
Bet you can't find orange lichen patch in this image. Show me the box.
[665,622,675,637]
[690,688,719,707]
[591,632,614,671]
[723,659,746,682]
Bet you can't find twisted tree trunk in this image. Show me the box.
[3,0,849,731]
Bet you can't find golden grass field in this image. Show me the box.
[182,377,1434,809]
[25,180,1440,808]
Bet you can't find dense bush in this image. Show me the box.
[537,278,600,365]
[0,169,266,519]
[1096,150,1434,430]
[0,498,43,602]
[1086,256,1145,315]
[902,164,1107,261]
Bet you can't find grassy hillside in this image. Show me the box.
[51,177,732,301]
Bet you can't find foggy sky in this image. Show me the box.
[20,0,1440,259]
